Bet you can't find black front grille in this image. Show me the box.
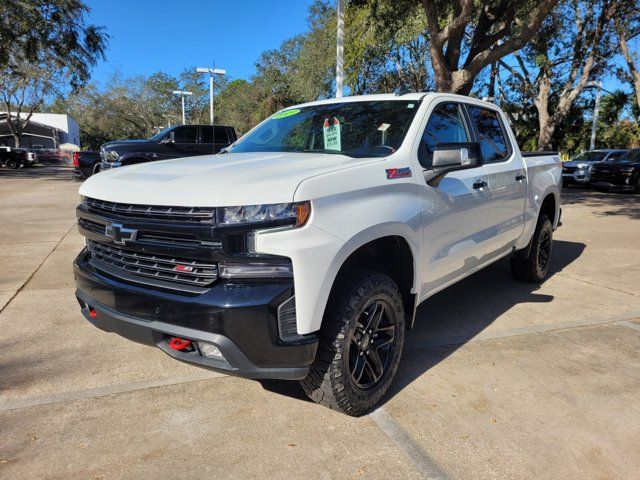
[78,218,203,248]
[84,197,216,224]
[562,166,577,174]
[87,240,218,287]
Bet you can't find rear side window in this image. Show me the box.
[172,126,197,143]
[468,107,510,162]
[418,103,469,168]
[202,127,230,144]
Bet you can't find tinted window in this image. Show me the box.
[201,126,230,144]
[606,151,625,161]
[172,126,197,143]
[573,151,608,162]
[468,107,510,162]
[419,103,469,167]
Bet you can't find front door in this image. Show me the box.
[416,101,490,295]
[163,126,199,159]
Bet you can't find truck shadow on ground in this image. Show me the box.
[258,239,586,408]
[561,187,640,220]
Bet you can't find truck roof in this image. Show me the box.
[286,92,499,111]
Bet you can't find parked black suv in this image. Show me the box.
[100,125,237,171]
[590,149,640,193]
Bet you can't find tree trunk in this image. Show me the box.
[615,18,640,109]
[535,75,554,151]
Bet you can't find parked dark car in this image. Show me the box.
[562,149,627,187]
[100,125,237,171]
[72,150,102,180]
[590,149,640,193]
[0,146,37,169]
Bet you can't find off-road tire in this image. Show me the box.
[511,214,553,282]
[300,269,405,416]
[6,159,19,169]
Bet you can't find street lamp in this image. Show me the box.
[172,90,193,125]
[335,0,344,98]
[196,67,226,125]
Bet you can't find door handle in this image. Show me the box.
[473,180,488,190]
[515,174,526,182]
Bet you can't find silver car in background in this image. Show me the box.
[562,149,627,186]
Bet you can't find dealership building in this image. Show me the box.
[0,112,80,149]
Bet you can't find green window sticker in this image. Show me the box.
[272,108,301,119]
[323,117,341,151]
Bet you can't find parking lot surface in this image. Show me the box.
[1,165,639,479]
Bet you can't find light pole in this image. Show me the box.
[336,0,344,98]
[196,67,226,124]
[172,90,193,125]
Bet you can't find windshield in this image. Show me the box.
[609,149,640,163]
[149,126,172,142]
[229,100,421,158]
[572,151,608,162]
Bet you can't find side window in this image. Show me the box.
[201,126,213,144]
[468,106,510,162]
[172,126,197,143]
[201,127,230,144]
[418,103,469,168]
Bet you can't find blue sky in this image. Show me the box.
[84,0,630,96]
[85,0,317,86]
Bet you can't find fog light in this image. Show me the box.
[198,341,224,359]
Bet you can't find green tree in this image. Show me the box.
[0,0,107,147]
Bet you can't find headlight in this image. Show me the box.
[620,166,635,175]
[219,201,311,226]
[101,149,120,162]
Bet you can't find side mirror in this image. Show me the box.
[161,131,175,145]
[425,142,482,185]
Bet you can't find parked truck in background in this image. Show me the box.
[0,146,37,169]
[99,124,237,171]
[72,150,102,180]
[74,93,561,416]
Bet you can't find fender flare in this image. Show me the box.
[308,222,422,334]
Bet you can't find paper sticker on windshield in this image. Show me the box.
[272,108,300,119]
[378,123,390,132]
[323,117,341,151]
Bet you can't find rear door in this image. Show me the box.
[416,101,490,293]
[200,126,231,154]
[466,105,526,259]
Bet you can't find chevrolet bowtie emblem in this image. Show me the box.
[105,223,138,245]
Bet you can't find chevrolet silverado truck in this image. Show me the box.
[74,93,561,416]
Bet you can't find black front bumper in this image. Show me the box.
[74,250,317,380]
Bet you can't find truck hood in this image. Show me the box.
[79,152,377,206]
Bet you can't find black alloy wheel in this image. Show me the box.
[537,227,552,273]
[349,299,396,391]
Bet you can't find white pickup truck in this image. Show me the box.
[74,93,561,416]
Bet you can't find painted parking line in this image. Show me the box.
[618,320,640,332]
[0,372,226,413]
[405,311,640,352]
[370,407,449,480]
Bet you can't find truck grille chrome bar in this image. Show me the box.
[84,197,216,224]
[87,240,218,287]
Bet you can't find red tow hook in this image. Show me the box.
[169,337,192,351]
